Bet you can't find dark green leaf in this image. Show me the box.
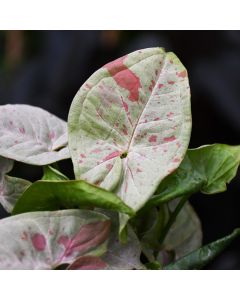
[42,165,69,181]
[12,180,134,216]
[149,144,240,207]
[165,228,240,270]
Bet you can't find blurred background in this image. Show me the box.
[0,30,239,269]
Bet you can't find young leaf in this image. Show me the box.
[0,104,70,165]
[42,165,69,181]
[149,144,240,207]
[68,47,191,212]
[165,228,240,270]
[12,180,134,216]
[0,209,110,269]
[0,156,31,212]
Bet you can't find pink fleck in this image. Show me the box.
[48,131,55,140]
[14,140,19,144]
[106,163,113,171]
[167,112,174,118]
[149,80,156,92]
[136,168,142,173]
[9,121,13,126]
[104,56,141,102]
[148,135,157,143]
[168,81,175,85]
[78,160,83,164]
[124,181,128,193]
[122,98,129,113]
[173,158,181,163]
[177,142,181,148]
[122,124,128,136]
[85,83,92,89]
[103,151,121,162]
[154,117,160,121]
[158,83,164,89]
[48,229,54,235]
[80,153,86,158]
[163,136,176,143]
[91,148,101,154]
[177,70,187,78]
[115,122,119,127]
[19,127,25,134]
[31,233,46,251]
[21,231,28,241]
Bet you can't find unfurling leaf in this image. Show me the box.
[150,144,240,206]
[42,165,69,181]
[12,180,134,216]
[68,47,191,212]
[0,104,70,165]
[0,156,31,212]
[165,228,240,270]
[0,210,110,269]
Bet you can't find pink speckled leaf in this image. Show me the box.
[0,156,31,212]
[67,255,107,270]
[68,47,191,212]
[0,209,110,270]
[0,105,70,165]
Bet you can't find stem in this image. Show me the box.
[158,196,189,245]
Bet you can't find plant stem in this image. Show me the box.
[158,196,189,245]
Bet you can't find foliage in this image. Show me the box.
[0,47,239,269]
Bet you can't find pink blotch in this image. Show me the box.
[149,80,156,92]
[91,148,101,154]
[19,127,25,134]
[122,124,128,136]
[104,56,141,102]
[163,136,176,143]
[78,160,83,164]
[167,112,174,118]
[14,140,19,144]
[106,163,113,171]
[168,81,175,85]
[148,135,157,143]
[177,142,181,148]
[80,153,86,158]
[103,151,121,162]
[58,235,71,248]
[122,99,129,113]
[136,168,142,173]
[31,233,46,251]
[173,158,181,163]
[48,229,54,235]
[177,70,187,78]
[158,83,164,89]
[154,117,160,121]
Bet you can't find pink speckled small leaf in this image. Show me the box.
[0,156,31,212]
[0,105,70,165]
[0,209,110,270]
[68,47,191,212]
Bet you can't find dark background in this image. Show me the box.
[0,30,239,269]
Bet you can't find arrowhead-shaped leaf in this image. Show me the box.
[0,156,31,212]
[68,47,191,212]
[149,144,240,207]
[165,228,240,270]
[0,105,70,165]
[0,209,110,269]
[12,180,134,216]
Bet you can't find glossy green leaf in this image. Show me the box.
[0,209,110,269]
[68,47,191,212]
[149,144,240,206]
[0,104,70,165]
[12,180,134,216]
[42,165,69,181]
[165,228,240,270]
[0,156,31,212]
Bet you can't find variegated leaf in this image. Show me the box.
[0,156,31,212]
[68,47,191,212]
[0,210,110,270]
[0,105,70,165]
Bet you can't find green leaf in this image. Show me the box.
[165,228,240,270]
[0,209,110,269]
[68,47,191,213]
[42,165,69,181]
[0,156,31,212]
[12,180,134,216]
[0,104,70,165]
[149,144,240,206]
